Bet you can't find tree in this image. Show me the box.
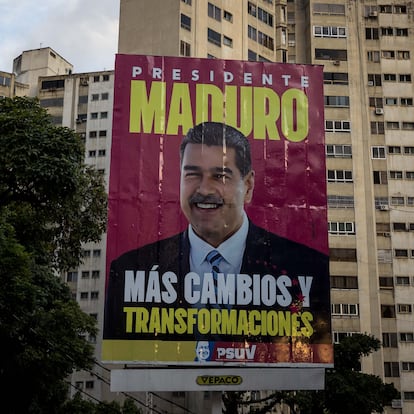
[222,334,399,413]
[0,97,107,413]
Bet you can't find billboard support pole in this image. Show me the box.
[211,391,222,414]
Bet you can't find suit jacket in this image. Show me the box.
[103,221,331,342]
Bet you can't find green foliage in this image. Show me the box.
[61,393,142,414]
[0,96,107,270]
[222,334,399,414]
[0,97,108,413]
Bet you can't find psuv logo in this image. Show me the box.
[216,345,257,360]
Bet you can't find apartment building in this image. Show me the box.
[118,0,414,412]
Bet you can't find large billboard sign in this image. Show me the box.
[102,54,332,367]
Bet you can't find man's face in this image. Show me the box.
[180,143,254,247]
[196,341,210,361]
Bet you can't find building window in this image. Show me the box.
[381,27,394,36]
[89,131,97,138]
[367,50,380,62]
[384,362,400,377]
[248,25,257,41]
[331,303,359,316]
[396,28,408,36]
[93,76,100,82]
[248,50,257,61]
[330,276,358,289]
[326,144,352,157]
[401,98,413,106]
[182,0,192,4]
[389,171,403,179]
[388,146,401,154]
[327,195,354,208]
[399,74,412,82]
[223,35,233,47]
[92,270,100,278]
[85,381,94,389]
[395,249,408,257]
[324,72,348,85]
[373,170,388,185]
[99,130,107,137]
[313,3,345,15]
[93,249,101,257]
[208,3,221,21]
[366,27,379,39]
[324,96,350,107]
[391,196,404,205]
[370,122,385,134]
[393,222,407,231]
[180,41,191,56]
[81,271,90,279]
[88,150,96,157]
[398,50,410,60]
[91,93,99,101]
[181,14,191,31]
[384,97,398,105]
[257,31,274,50]
[325,121,351,133]
[101,92,109,100]
[257,7,274,27]
[329,248,357,262]
[314,26,346,38]
[396,276,410,286]
[91,112,98,120]
[379,277,394,288]
[368,74,382,86]
[98,149,106,157]
[327,170,353,183]
[382,50,395,59]
[100,112,108,119]
[372,146,386,158]
[397,304,412,314]
[400,332,414,342]
[91,291,99,300]
[381,305,396,318]
[402,362,414,371]
[223,10,233,22]
[80,292,89,300]
[67,271,78,282]
[102,74,110,81]
[328,221,355,235]
[406,172,414,180]
[382,332,398,347]
[402,122,414,130]
[315,49,347,61]
[208,28,221,46]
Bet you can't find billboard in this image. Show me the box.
[102,54,332,367]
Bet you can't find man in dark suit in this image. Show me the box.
[104,122,331,347]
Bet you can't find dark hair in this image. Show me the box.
[180,122,252,177]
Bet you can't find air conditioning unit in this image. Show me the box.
[375,108,384,115]
[392,399,403,409]
[369,11,378,17]
[383,232,391,237]
[333,60,340,66]
[367,81,374,86]
[380,204,389,211]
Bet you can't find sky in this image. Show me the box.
[0,0,119,73]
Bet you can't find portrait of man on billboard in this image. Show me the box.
[104,122,330,347]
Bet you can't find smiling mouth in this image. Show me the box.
[196,202,222,209]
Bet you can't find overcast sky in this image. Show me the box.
[0,0,119,73]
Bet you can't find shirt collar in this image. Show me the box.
[188,212,249,268]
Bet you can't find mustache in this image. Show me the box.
[189,193,224,205]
